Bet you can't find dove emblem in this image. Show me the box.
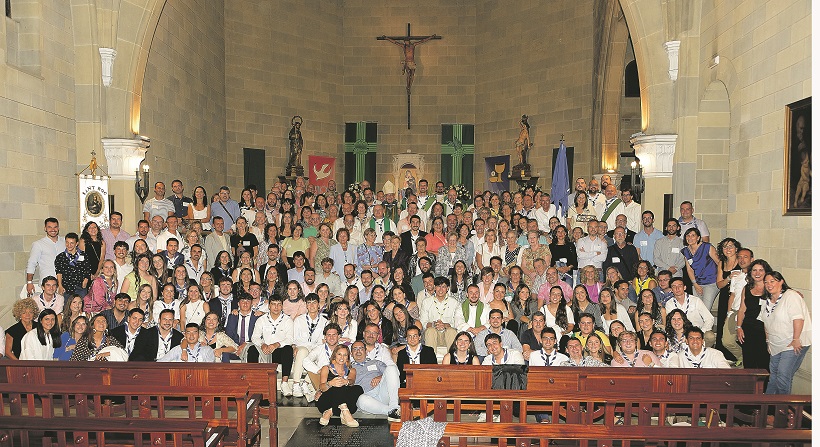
[313,163,332,180]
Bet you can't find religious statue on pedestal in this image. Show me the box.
[512,114,532,177]
[286,116,305,177]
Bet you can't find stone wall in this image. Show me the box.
[224,0,344,192]
[139,0,227,199]
[0,0,77,316]
[698,0,812,392]
[475,0,595,189]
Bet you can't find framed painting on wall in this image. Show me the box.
[784,97,811,215]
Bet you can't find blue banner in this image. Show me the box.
[551,140,571,216]
[485,155,510,194]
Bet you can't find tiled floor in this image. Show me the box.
[262,397,392,447]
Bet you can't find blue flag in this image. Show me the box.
[551,140,571,217]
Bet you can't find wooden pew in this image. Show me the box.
[0,383,260,447]
[403,365,768,394]
[0,362,279,447]
[392,391,812,447]
[0,415,227,447]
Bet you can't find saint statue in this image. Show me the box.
[288,116,304,169]
[513,115,532,170]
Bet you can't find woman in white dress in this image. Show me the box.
[186,186,212,231]
[180,283,210,329]
[20,309,60,360]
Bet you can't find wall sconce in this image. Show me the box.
[135,159,150,203]
[630,159,644,202]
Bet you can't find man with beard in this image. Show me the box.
[130,309,183,361]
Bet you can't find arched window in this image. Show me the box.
[624,60,640,97]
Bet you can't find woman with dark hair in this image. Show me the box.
[279,209,296,240]
[385,286,419,323]
[633,260,657,295]
[510,284,538,338]
[382,232,409,273]
[238,188,255,222]
[567,191,597,234]
[682,227,720,312]
[635,289,665,330]
[714,237,741,362]
[150,253,172,285]
[548,225,577,282]
[231,217,259,266]
[70,314,125,362]
[330,300,357,345]
[231,251,259,284]
[282,280,307,317]
[54,315,87,361]
[199,311,237,363]
[186,186,211,231]
[79,221,106,277]
[539,286,574,344]
[59,294,87,333]
[424,216,447,253]
[121,253,158,303]
[607,320,627,351]
[736,259,772,371]
[570,284,602,328]
[261,266,286,300]
[447,260,471,304]
[456,224,476,273]
[389,303,420,357]
[256,223,279,268]
[309,223,337,269]
[759,271,812,394]
[665,308,693,353]
[19,309,59,360]
[357,301,393,346]
[583,332,612,365]
[170,264,192,301]
[389,266,415,302]
[598,287,634,333]
[153,283,181,327]
[442,331,480,365]
[343,285,361,322]
[210,250,234,283]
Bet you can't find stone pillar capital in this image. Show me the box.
[663,41,681,81]
[102,138,148,180]
[99,48,117,87]
[629,133,677,178]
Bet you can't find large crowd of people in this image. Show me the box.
[18,175,812,425]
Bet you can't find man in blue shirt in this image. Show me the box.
[211,186,240,232]
[633,210,663,263]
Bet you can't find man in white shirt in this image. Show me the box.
[126,220,151,252]
[469,218,487,248]
[159,323,216,363]
[576,220,607,273]
[415,273,436,309]
[620,189,642,234]
[648,330,680,367]
[458,284,489,336]
[155,216,184,255]
[586,179,605,217]
[249,296,295,395]
[341,263,365,293]
[474,309,523,357]
[302,323,341,402]
[142,181,176,221]
[611,330,660,367]
[145,216,165,252]
[678,201,710,243]
[300,268,319,295]
[600,184,625,230]
[184,244,206,283]
[290,294,328,398]
[112,241,133,285]
[419,277,465,354]
[665,277,715,346]
[368,204,395,245]
[534,193,562,232]
[527,327,569,366]
[481,333,525,365]
[676,327,730,368]
[25,217,66,296]
[362,322,396,366]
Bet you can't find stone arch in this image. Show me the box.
[694,81,730,242]
[598,8,630,173]
[617,0,675,134]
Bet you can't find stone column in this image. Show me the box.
[102,138,149,227]
[629,133,677,219]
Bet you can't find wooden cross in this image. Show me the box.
[377,23,441,128]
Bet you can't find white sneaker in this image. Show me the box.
[280,380,293,397]
[292,382,304,398]
[302,380,316,394]
[303,388,316,403]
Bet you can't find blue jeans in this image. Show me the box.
[694,282,719,320]
[765,346,810,394]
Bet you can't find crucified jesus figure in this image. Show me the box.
[379,33,440,93]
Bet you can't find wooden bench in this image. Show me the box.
[392,391,812,447]
[403,365,769,394]
[0,383,260,446]
[0,362,280,447]
[0,415,227,447]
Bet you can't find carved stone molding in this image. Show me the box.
[99,48,117,87]
[630,133,677,178]
[663,41,680,81]
[102,138,147,180]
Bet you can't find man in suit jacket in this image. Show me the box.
[395,326,437,387]
[109,308,146,357]
[209,277,236,328]
[129,309,183,361]
[399,215,428,255]
[258,244,288,284]
[225,294,259,359]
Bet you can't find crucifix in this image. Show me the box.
[377,23,441,128]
